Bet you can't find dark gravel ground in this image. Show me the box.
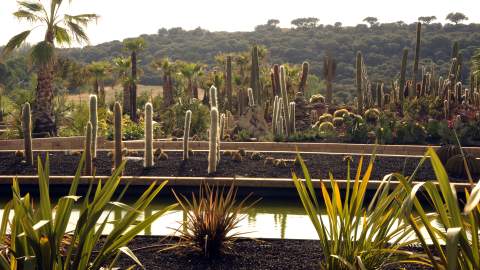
[112,236,431,270]
[0,150,470,182]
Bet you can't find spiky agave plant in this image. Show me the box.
[0,154,176,270]
[172,182,259,258]
[292,153,418,270]
[399,148,480,270]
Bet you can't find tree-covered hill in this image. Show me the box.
[61,22,480,90]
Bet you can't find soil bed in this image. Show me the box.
[112,236,430,270]
[0,150,469,182]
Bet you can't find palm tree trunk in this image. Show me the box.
[130,51,138,122]
[33,64,56,136]
[123,83,130,114]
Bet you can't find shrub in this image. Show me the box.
[161,99,210,137]
[396,121,427,144]
[172,183,259,258]
[292,154,416,269]
[0,155,176,269]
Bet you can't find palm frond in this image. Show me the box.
[1,30,31,57]
[54,25,71,45]
[64,14,99,26]
[17,1,43,12]
[30,41,55,66]
[65,21,89,44]
[13,10,41,22]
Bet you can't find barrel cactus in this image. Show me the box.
[319,121,335,133]
[435,144,461,164]
[333,109,349,118]
[318,113,333,124]
[309,94,325,104]
[364,108,380,124]
[333,117,344,128]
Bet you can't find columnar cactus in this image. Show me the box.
[208,107,219,174]
[225,56,233,111]
[114,102,123,170]
[22,102,33,165]
[247,88,255,107]
[356,52,364,114]
[278,115,285,136]
[250,45,261,106]
[272,96,279,134]
[376,83,383,108]
[399,48,408,103]
[311,110,318,125]
[299,61,309,93]
[289,102,296,133]
[85,121,93,175]
[412,22,422,89]
[144,102,154,168]
[220,113,226,140]
[273,64,281,96]
[279,66,290,136]
[209,85,218,109]
[323,56,336,104]
[89,95,98,158]
[183,110,192,160]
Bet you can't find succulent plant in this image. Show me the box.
[319,121,335,133]
[144,102,154,168]
[309,94,325,104]
[208,107,219,174]
[364,108,380,124]
[333,109,349,118]
[183,110,192,160]
[89,95,98,158]
[21,102,33,166]
[319,113,333,124]
[114,102,123,171]
[84,121,93,175]
[333,117,344,128]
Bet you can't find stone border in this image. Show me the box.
[0,175,472,191]
[1,136,479,156]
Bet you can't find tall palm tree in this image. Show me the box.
[112,57,132,112]
[2,0,98,136]
[179,62,203,99]
[152,58,176,107]
[123,37,145,122]
[87,61,110,105]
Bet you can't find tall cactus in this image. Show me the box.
[376,82,383,108]
[183,110,192,160]
[399,48,408,103]
[250,45,261,106]
[323,56,336,104]
[238,88,245,115]
[279,65,290,136]
[247,88,255,107]
[272,96,279,135]
[220,113,226,140]
[225,56,233,111]
[209,85,218,109]
[144,102,153,168]
[412,22,422,90]
[114,102,123,170]
[273,64,281,96]
[289,102,296,134]
[22,102,33,165]
[298,61,309,93]
[208,107,219,174]
[85,121,93,175]
[356,52,364,114]
[89,95,98,158]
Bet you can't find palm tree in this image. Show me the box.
[87,61,110,105]
[178,62,203,99]
[152,58,176,107]
[112,57,133,112]
[2,0,98,136]
[123,37,145,122]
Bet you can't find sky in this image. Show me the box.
[0,0,478,47]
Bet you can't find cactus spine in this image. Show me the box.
[209,85,218,109]
[250,45,261,106]
[399,48,408,103]
[183,110,192,160]
[22,102,33,165]
[299,61,309,93]
[412,22,422,91]
[89,95,98,158]
[85,121,93,175]
[247,88,255,107]
[144,102,154,168]
[208,107,219,174]
[225,56,233,111]
[279,66,290,136]
[114,102,123,170]
[356,52,364,114]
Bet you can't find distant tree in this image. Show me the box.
[267,19,280,27]
[363,17,379,27]
[112,57,132,112]
[178,62,203,99]
[334,22,342,28]
[395,21,406,26]
[1,0,98,135]
[446,12,468,24]
[87,61,110,103]
[418,16,437,24]
[291,17,319,29]
[123,37,146,121]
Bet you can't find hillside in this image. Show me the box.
[61,22,480,90]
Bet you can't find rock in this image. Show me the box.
[236,106,270,138]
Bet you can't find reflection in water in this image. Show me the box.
[0,197,318,240]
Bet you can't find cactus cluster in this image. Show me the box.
[22,102,33,165]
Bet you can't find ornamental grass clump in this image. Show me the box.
[0,155,176,270]
[399,148,480,270]
[172,182,259,258]
[292,153,417,270]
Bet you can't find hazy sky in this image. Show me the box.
[0,0,478,47]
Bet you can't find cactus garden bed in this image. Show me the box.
[0,150,475,182]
